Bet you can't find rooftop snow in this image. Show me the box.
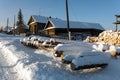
[32,15,48,23]
[47,18,104,30]
[31,15,104,30]
[31,15,61,24]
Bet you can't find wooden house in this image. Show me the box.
[44,19,104,40]
[28,15,104,40]
[28,15,48,34]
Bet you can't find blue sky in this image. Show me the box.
[0,0,120,30]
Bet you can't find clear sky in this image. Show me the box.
[0,0,120,30]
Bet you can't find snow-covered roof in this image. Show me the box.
[28,15,62,25]
[31,15,48,23]
[29,15,104,30]
[46,18,104,30]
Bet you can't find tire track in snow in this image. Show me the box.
[0,47,18,80]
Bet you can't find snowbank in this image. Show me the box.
[0,40,34,80]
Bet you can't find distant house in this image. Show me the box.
[13,25,29,36]
[28,15,61,35]
[3,26,12,32]
[3,26,13,34]
[44,19,104,40]
[28,15,49,34]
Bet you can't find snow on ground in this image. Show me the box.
[0,33,120,80]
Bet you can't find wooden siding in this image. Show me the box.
[45,21,53,28]
[44,27,103,40]
[29,21,46,34]
[29,22,37,34]
[28,16,46,34]
[45,29,55,35]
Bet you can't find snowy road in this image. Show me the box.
[0,45,18,80]
[0,34,23,80]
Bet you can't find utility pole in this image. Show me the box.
[66,0,71,40]
[13,15,16,36]
[7,18,9,32]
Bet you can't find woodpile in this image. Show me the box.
[20,36,63,51]
[85,36,98,43]
[85,30,120,46]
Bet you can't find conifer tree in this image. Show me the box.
[16,9,25,34]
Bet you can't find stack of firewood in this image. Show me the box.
[85,30,120,46]
[85,36,98,43]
